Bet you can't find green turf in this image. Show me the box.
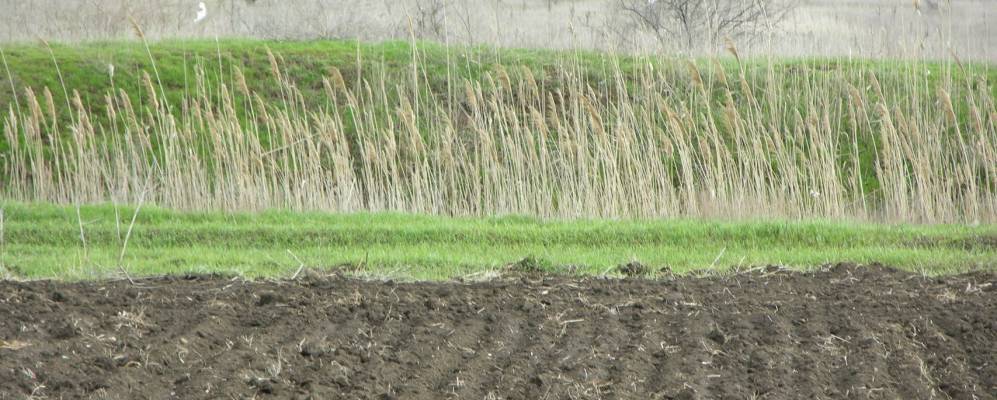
[1,203,993,280]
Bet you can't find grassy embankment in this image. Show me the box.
[2,39,993,117]
[0,203,994,280]
[0,40,995,279]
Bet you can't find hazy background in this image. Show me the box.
[0,0,993,60]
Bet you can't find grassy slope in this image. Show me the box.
[2,39,994,127]
[1,203,994,280]
[0,40,620,123]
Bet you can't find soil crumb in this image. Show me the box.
[0,263,993,399]
[617,261,650,277]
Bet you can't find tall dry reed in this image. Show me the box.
[1,45,994,223]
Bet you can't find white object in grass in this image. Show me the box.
[195,2,208,23]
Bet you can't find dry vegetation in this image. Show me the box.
[2,36,994,223]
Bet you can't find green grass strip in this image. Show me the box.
[0,202,993,280]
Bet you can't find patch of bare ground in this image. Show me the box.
[0,263,994,399]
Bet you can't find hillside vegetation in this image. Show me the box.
[1,40,996,223]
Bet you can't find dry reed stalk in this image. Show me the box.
[0,47,21,114]
[1,47,994,223]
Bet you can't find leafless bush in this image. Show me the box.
[410,0,448,40]
[614,0,798,50]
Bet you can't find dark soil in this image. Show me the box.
[0,263,994,399]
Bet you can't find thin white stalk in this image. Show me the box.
[76,204,87,261]
[119,176,151,285]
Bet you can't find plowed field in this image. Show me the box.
[1,264,994,399]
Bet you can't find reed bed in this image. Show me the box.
[1,44,995,223]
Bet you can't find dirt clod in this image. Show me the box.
[299,341,325,358]
[617,261,649,277]
[508,256,551,274]
[249,377,274,394]
[49,290,70,303]
[706,327,726,344]
[256,291,282,306]
[48,321,80,340]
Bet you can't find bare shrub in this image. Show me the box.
[410,0,448,40]
[614,0,798,50]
